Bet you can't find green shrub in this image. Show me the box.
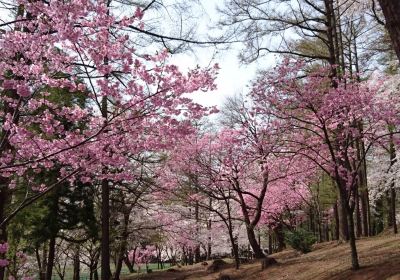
[285,228,316,253]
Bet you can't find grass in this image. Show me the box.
[52,262,171,280]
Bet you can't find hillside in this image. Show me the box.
[124,234,400,280]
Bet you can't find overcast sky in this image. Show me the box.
[167,0,276,109]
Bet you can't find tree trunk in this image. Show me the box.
[101,178,111,280]
[355,188,362,238]
[333,202,340,240]
[268,232,272,254]
[229,231,240,270]
[73,247,80,280]
[378,0,400,62]
[35,245,45,280]
[339,196,350,241]
[42,243,48,280]
[246,226,265,258]
[46,237,56,280]
[274,224,286,252]
[207,198,212,260]
[347,209,360,269]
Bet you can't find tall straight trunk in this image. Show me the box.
[101,1,112,277]
[347,208,360,269]
[274,224,285,252]
[355,188,362,238]
[225,196,239,269]
[73,247,80,280]
[46,237,56,280]
[100,77,111,279]
[42,243,48,279]
[387,191,394,227]
[324,0,339,82]
[194,202,201,263]
[101,177,111,280]
[228,230,239,269]
[333,202,340,240]
[268,231,272,255]
[338,178,360,269]
[339,196,349,241]
[35,245,45,280]
[356,124,370,237]
[378,0,400,62]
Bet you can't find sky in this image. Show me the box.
[165,0,276,109]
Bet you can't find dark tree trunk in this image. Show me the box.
[207,198,212,260]
[73,247,80,280]
[35,245,45,280]
[46,237,56,280]
[355,188,362,238]
[268,232,272,254]
[246,227,265,258]
[101,178,111,280]
[378,0,400,62]
[274,224,286,252]
[42,243,48,280]
[228,231,240,270]
[339,196,350,241]
[194,202,201,263]
[333,202,340,240]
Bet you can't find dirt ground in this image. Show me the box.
[122,233,400,280]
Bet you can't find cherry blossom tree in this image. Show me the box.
[0,1,218,278]
[250,59,400,269]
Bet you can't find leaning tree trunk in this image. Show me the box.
[378,0,400,62]
[246,226,265,258]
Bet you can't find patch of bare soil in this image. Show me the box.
[122,234,400,280]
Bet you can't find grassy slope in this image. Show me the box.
[123,233,400,280]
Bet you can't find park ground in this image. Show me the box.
[123,232,400,280]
